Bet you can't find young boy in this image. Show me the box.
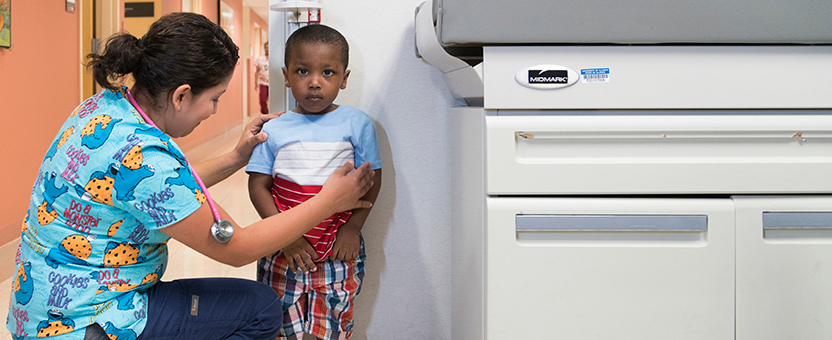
[246,24,383,340]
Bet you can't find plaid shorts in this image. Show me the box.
[257,237,366,340]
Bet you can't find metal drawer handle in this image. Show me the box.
[516,215,707,232]
[763,212,832,230]
[516,131,830,140]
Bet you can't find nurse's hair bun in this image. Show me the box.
[86,33,144,92]
[85,12,239,110]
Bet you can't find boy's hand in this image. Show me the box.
[329,225,361,262]
[282,238,319,274]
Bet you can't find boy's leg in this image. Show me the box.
[306,237,366,340]
[137,278,282,340]
[259,254,312,340]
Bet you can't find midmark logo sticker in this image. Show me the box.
[515,65,578,89]
[529,70,568,84]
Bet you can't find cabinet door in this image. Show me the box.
[486,197,735,339]
[735,196,832,340]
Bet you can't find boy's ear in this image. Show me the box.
[282,67,291,88]
[171,84,192,112]
[340,70,351,90]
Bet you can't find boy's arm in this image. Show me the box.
[248,171,320,273]
[248,172,281,219]
[330,168,382,261]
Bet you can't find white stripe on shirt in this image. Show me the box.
[273,141,354,186]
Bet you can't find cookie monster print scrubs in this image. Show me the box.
[6,87,204,339]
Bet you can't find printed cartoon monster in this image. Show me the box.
[36,309,75,338]
[101,321,137,340]
[110,163,154,202]
[13,261,34,305]
[38,173,68,225]
[74,168,115,206]
[74,163,153,205]
[92,264,162,310]
[43,126,76,162]
[44,235,92,269]
[165,166,207,204]
[133,127,186,162]
[81,114,123,150]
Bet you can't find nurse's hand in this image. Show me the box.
[233,111,283,162]
[318,162,375,214]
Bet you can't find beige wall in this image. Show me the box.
[123,0,162,37]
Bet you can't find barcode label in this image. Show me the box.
[580,68,610,83]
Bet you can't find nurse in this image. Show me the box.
[6,12,374,340]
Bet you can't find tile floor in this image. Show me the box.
[1,124,265,339]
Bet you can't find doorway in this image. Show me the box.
[80,0,120,100]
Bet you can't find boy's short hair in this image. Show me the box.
[284,24,349,71]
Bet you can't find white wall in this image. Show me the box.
[272,1,460,339]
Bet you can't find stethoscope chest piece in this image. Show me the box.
[211,220,235,244]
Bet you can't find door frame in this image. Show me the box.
[80,0,120,102]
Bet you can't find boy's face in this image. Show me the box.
[282,42,350,114]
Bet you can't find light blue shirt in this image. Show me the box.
[246,105,383,177]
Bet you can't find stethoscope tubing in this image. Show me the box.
[125,88,232,242]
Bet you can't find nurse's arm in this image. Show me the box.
[161,162,375,267]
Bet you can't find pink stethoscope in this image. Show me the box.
[126,88,234,243]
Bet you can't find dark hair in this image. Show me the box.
[285,24,349,71]
[87,12,239,108]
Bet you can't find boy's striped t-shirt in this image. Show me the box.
[246,105,382,260]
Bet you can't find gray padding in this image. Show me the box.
[438,0,832,45]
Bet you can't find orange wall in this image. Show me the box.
[0,3,80,241]
[201,0,219,26]
[0,0,258,244]
[173,0,243,150]
[161,0,180,15]
[123,0,162,37]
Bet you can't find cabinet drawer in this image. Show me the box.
[735,196,832,340]
[486,114,832,195]
[486,197,735,339]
